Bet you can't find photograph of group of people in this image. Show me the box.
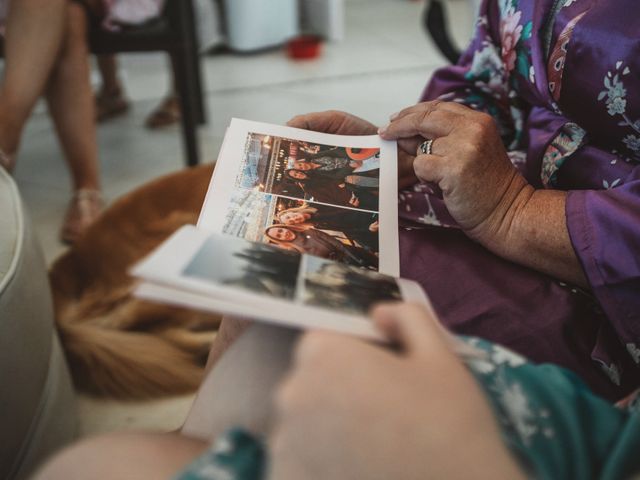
[237,132,380,211]
[182,233,401,317]
[225,133,383,270]
[303,256,402,316]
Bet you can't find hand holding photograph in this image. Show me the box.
[132,118,421,340]
[199,118,399,275]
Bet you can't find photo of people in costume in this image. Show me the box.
[223,190,379,270]
[301,256,401,315]
[235,132,380,212]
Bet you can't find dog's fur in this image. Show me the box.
[49,164,222,399]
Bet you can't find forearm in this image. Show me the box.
[480,181,588,288]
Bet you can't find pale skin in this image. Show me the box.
[35,304,526,480]
[270,303,527,480]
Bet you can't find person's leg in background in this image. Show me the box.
[95,54,131,121]
[45,1,103,243]
[0,0,67,170]
[145,56,181,129]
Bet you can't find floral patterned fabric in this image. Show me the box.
[398,0,640,400]
[174,338,640,480]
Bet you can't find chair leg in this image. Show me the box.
[180,0,206,125]
[171,52,200,167]
[194,53,207,126]
[424,0,461,65]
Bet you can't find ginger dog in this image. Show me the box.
[49,164,221,399]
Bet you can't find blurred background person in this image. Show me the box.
[0,0,103,243]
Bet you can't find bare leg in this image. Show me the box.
[95,54,130,122]
[0,0,67,159]
[36,324,297,479]
[45,2,100,191]
[96,55,121,94]
[33,432,207,480]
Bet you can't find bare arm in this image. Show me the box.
[381,101,589,289]
[472,175,588,288]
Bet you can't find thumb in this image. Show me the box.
[371,302,450,357]
[286,111,343,133]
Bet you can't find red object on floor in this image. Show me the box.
[287,35,323,60]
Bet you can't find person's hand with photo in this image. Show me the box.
[378,100,587,287]
[287,111,419,189]
[269,302,526,480]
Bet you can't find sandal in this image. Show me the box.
[0,148,16,174]
[60,189,104,245]
[95,87,130,123]
[145,96,181,129]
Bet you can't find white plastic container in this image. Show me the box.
[224,0,299,52]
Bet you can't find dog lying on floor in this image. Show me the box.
[49,164,222,399]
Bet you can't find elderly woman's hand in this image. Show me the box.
[287,110,420,188]
[268,303,525,480]
[379,100,588,288]
[379,101,530,246]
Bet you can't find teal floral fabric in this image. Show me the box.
[174,429,265,480]
[174,338,640,480]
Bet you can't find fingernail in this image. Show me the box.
[378,125,388,135]
[389,111,400,121]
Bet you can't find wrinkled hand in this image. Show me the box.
[269,303,524,480]
[379,101,531,246]
[287,110,419,188]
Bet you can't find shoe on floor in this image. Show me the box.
[145,96,181,129]
[95,87,130,123]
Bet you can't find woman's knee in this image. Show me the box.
[33,432,207,480]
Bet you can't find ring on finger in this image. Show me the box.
[419,139,434,155]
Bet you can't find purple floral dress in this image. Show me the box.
[399,0,640,400]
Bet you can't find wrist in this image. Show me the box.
[472,183,589,287]
[467,170,533,254]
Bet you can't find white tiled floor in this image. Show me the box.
[12,0,473,437]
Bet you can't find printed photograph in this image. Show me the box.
[301,256,402,315]
[236,132,380,211]
[223,190,380,270]
[182,234,301,300]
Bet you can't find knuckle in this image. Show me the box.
[473,113,495,133]
[466,120,485,139]
[428,99,443,111]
